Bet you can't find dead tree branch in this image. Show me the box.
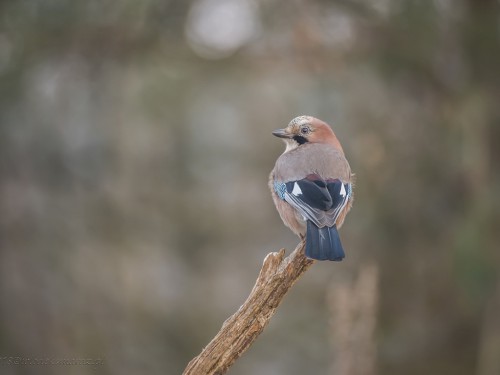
[183,240,313,375]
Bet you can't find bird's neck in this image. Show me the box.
[283,140,299,153]
[325,136,344,155]
[282,136,344,155]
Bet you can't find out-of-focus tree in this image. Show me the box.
[0,1,499,374]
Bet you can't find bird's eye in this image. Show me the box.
[300,126,310,134]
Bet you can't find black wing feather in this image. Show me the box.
[285,180,332,211]
[284,175,350,228]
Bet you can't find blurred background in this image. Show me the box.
[0,0,499,374]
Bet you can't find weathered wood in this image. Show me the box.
[183,240,313,375]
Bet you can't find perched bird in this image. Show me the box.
[269,116,354,261]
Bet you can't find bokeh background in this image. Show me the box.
[1,1,499,374]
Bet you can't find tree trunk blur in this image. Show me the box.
[328,264,379,375]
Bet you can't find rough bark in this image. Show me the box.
[183,240,313,375]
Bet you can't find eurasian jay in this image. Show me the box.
[269,116,354,261]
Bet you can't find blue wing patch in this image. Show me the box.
[273,181,287,200]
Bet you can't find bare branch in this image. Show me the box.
[183,240,313,375]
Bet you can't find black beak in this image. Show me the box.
[272,128,291,138]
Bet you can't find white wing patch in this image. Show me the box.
[340,184,346,197]
[292,182,302,196]
[284,181,352,228]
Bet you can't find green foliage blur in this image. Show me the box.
[0,1,499,374]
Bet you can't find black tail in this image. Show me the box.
[305,221,345,261]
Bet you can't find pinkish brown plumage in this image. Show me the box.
[269,116,354,261]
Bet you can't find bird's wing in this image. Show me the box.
[275,174,352,228]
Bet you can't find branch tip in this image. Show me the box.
[182,241,312,375]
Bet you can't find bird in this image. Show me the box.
[269,115,354,261]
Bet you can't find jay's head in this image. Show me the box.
[272,115,343,153]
